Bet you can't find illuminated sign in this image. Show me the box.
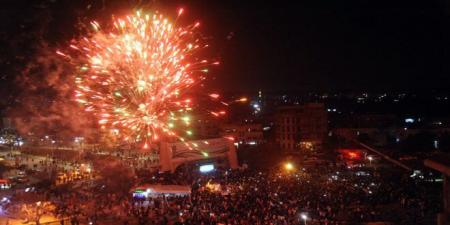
[199,164,214,173]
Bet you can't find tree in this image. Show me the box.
[94,157,134,194]
[20,201,55,225]
[6,192,55,225]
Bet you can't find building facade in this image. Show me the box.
[221,123,264,145]
[275,103,327,151]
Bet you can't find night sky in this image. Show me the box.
[0,0,449,98]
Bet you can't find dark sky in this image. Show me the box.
[0,0,449,96]
[198,0,449,92]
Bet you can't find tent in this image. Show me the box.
[132,184,191,198]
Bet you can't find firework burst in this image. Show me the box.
[59,9,218,148]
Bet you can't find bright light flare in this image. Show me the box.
[224,136,235,141]
[300,213,308,221]
[209,93,220,99]
[178,8,184,16]
[63,10,213,147]
[284,162,294,171]
[237,97,248,102]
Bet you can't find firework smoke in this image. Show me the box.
[60,10,216,148]
[10,45,95,143]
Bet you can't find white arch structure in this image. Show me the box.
[159,138,238,172]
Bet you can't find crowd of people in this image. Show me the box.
[123,164,439,225]
[2,151,441,225]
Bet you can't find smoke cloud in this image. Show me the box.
[8,43,97,143]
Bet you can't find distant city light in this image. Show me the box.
[252,102,261,114]
[74,136,84,143]
[238,97,248,102]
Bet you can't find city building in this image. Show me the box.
[275,103,327,151]
[193,119,221,139]
[220,123,264,145]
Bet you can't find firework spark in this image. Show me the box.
[63,10,217,148]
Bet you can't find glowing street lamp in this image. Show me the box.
[367,156,373,165]
[300,213,308,225]
[284,162,294,171]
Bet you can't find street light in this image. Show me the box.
[300,213,308,225]
[284,162,294,171]
[367,156,373,165]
